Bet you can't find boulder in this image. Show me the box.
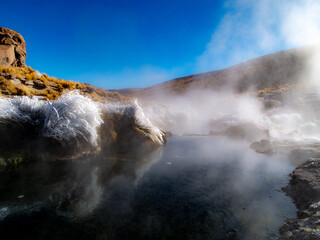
[0,27,26,67]
[279,159,320,239]
[250,139,274,155]
[262,98,282,110]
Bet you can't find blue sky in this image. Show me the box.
[1,0,319,89]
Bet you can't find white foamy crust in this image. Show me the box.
[41,92,103,145]
[0,91,166,149]
[135,100,166,145]
[101,99,166,145]
[0,91,103,146]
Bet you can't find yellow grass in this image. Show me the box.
[0,65,85,100]
[0,65,129,102]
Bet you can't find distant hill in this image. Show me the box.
[109,88,142,95]
[127,46,316,98]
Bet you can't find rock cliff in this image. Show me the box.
[0,27,26,67]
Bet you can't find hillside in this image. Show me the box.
[0,26,317,103]
[0,65,127,101]
[128,46,316,99]
[0,27,128,102]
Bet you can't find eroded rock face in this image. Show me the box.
[0,45,15,66]
[0,27,26,67]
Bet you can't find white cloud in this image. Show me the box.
[196,0,320,73]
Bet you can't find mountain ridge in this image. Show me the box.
[126,45,316,98]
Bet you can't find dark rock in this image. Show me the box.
[283,159,320,210]
[279,159,320,239]
[250,139,274,155]
[262,99,282,110]
[165,131,173,137]
[33,79,47,89]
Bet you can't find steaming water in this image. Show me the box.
[0,92,306,239]
[0,136,296,240]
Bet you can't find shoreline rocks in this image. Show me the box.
[279,158,320,239]
[249,140,320,239]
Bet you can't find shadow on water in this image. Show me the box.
[0,136,296,240]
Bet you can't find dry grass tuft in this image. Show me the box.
[0,65,128,102]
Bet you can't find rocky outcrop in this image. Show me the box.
[279,158,320,239]
[0,27,128,101]
[262,98,282,110]
[0,27,26,67]
[250,139,274,155]
[249,140,320,239]
[0,65,128,101]
[0,45,15,66]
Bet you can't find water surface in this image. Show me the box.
[0,136,296,240]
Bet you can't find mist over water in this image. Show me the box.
[0,66,319,239]
[143,86,320,145]
[0,136,296,240]
[1,64,320,239]
[2,2,320,239]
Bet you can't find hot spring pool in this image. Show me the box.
[0,136,296,240]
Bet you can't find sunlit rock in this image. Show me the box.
[0,27,26,67]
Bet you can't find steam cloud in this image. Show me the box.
[196,0,320,72]
[136,0,320,146]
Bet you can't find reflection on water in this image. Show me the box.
[0,136,296,240]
